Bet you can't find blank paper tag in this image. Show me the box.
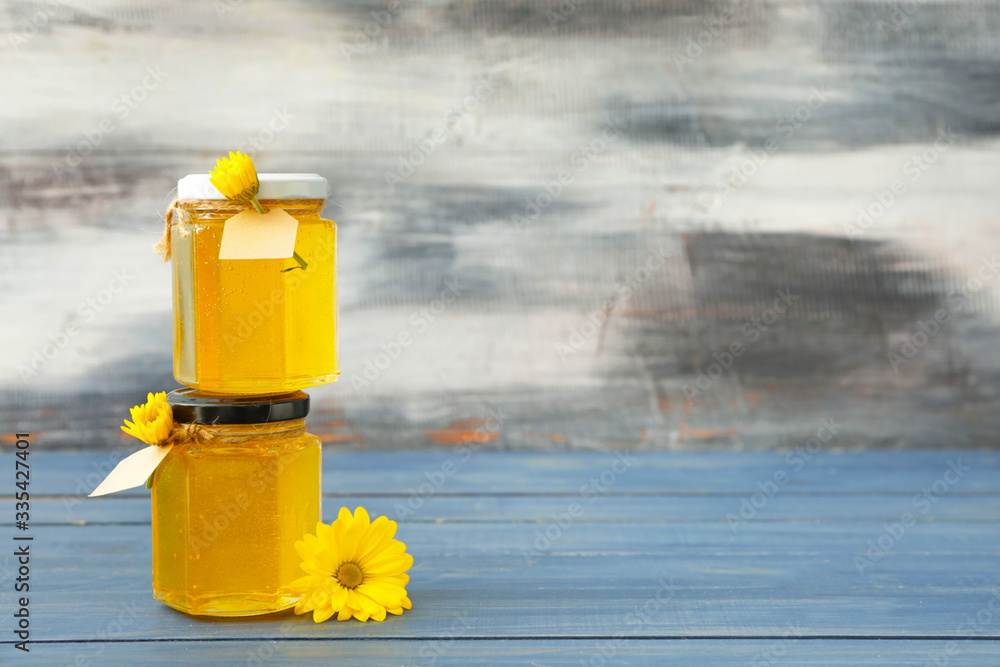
[89,444,174,497]
[218,208,299,260]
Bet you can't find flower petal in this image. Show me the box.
[353,590,382,616]
[362,552,412,576]
[357,517,397,566]
[313,606,335,623]
[294,539,315,563]
[366,574,410,590]
[339,513,370,562]
[288,574,320,593]
[328,584,349,610]
[357,583,407,608]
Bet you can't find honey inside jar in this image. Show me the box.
[152,390,321,616]
[170,194,338,395]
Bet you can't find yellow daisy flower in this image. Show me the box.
[209,151,266,214]
[290,507,413,623]
[121,391,173,446]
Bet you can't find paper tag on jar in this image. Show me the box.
[218,208,299,260]
[89,444,174,497]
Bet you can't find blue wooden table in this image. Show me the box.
[2,449,999,665]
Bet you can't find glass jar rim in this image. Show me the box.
[177,173,328,200]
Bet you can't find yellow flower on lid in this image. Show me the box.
[209,151,266,214]
[289,507,413,622]
[121,391,173,446]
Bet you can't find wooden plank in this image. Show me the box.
[4,450,998,497]
[4,523,1000,641]
[9,494,1000,527]
[2,449,999,662]
[12,639,1000,667]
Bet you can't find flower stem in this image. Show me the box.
[281,251,309,272]
[251,197,267,215]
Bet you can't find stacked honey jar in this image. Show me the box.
[153,172,338,616]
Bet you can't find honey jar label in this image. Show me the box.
[218,208,299,260]
[89,443,174,497]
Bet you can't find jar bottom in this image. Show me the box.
[174,371,340,395]
[154,589,301,617]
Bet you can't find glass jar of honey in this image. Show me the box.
[152,389,322,616]
[170,173,338,395]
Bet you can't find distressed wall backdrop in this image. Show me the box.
[1,0,999,452]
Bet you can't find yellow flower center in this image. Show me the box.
[337,562,363,589]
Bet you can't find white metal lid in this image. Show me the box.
[177,173,329,200]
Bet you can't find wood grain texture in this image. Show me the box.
[12,640,1000,667]
[2,1,1000,451]
[1,450,999,663]
[10,449,1000,496]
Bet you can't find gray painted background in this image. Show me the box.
[2,0,999,452]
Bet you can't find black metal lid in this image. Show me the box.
[167,388,310,425]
